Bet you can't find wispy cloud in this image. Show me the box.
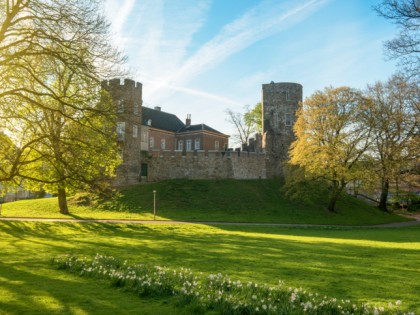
[104,0,328,108]
[105,0,136,45]
[139,77,242,106]
[147,0,329,98]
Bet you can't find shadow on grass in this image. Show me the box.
[0,260,181,315]
[1,221,419,312]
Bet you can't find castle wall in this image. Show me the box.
[144,151,267,181]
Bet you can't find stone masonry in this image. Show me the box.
[104,80,302,184]
[262,82,303,178]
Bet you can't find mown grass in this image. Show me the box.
[0,221,419,314]
[1,179,409,225]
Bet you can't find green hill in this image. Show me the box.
[2,179,408,225]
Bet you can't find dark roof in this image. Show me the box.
[178,124,226,135]
[142,107,227,136]
[142,107,185,132]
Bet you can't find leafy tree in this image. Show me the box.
[244,102,262,134]
[289,87,372,212]
[365,74,419,212]
[0,0,125,214]
[226,103,262,147]
[374,0,420,78]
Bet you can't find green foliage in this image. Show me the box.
[226,102,262,147]
[0,0,125,214]
[281,164,330,206]
[290,86,372,212]
[244,102,262,134]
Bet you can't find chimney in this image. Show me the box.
[154,106,161,111]
[186,114,191,127]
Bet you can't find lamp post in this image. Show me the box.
[153,190,156,220]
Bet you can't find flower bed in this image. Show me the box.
[52,254,413,315]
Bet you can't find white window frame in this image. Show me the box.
[274,112,279,128]
[117,100,125,113]
[194,139,200,150]
[215,141,219,150]
[149,137,154,148]
[161,138,166,150]
[133,125,138,138]
[178,140,183,151]
[186,139,192,151]
[116,122,125,140]
[133,102,139,115]
[142,130,148,142]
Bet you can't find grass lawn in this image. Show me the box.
[1,179,410,225]
[0,221,419,314]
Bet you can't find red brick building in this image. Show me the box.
[142,106,229,154]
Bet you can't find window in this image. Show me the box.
[186,139,192,151]
[161,138,166,150]
[215,141,219,150]
[116,122,125,140]
[285,113,293,126]
[133,125,138,138]
[134,103,139,115]
[178,140,183,151]
[194,139,200,150]
[149,137,154,148]
[274,113,279,128]
[117,100,125,113]
[142,131,147,142]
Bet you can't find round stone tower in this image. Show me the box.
[102,78,143,185]
[262,81,302,178]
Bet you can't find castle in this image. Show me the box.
[102,79,302,185]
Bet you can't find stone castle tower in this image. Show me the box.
[262,82,302,178]
[102,78,143,185]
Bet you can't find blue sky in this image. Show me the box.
[104,0,398,140]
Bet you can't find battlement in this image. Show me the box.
[148,149,266,159]
[262,81,302,89]
[102,78,142,90]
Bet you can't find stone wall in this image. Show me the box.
[102,78,143,185]
[143,151,267,181]
[262,82,302,178]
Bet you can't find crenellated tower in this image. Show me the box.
[262,81,302,178]
[102,78,143,185]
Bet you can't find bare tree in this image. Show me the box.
[374,0,420,78]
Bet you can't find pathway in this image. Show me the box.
[0,213,419,228]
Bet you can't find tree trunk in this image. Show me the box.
[378,179,389,212]
[58,188,69,214]
[327,182,341,212]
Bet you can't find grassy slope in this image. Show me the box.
[0,222,419,314]
[1,179,409,225]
